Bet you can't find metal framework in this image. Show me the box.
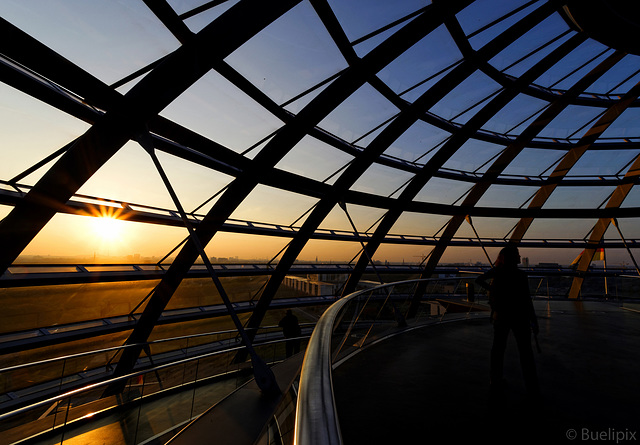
[2,0,640,392]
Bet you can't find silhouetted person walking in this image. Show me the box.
[476,245,540,402]
[279,309,301,357]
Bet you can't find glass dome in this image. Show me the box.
[1,0,639,377]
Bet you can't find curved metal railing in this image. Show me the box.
[0,323,315,411]
[294,277,490,445]
[0,328,312,445]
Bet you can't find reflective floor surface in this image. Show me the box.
[27,376,248,445]
[333,300,640,444]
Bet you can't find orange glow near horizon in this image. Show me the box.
[88,205,128,243]
[83,205,130,258]
[94,214,124,242]
[8,205,599,266]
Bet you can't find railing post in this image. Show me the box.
[190,358,200,420]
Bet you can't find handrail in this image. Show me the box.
[0,342,246,423]
[294,277,451,445]
[294,293,351,445]
[0,323,310,374]
[0,323,316,425]
[0,334,311,429]
[0,296,332,357]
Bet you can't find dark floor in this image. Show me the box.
[333,300,640,444]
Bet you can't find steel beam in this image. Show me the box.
[114,0,477,370]
[237,0,474,348]
[342,4,566,296]
[567,152,640,298]
[510,79,640,243]
[408,50,626,314]
[408,52,628,318]
[0,0,302,277]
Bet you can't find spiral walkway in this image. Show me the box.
[333,300,640,444]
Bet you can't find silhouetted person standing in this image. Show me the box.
[476,245,539,402]
[279,309,301,357]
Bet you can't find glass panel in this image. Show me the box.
[318,83,400,143]
[228,185,318,227]
[524,218,597,239]
[319,203,387,233]
[352,25,400,58]
[458,0,538,49]
[350,163,414,197]
[442,139,504,174]
[416,177,473,205]
[501,148,564,177]
[204,232,292,264]
[542,186,615,209]
[454,216,519,238]
[620,187,640,208]
[148,315,247,343]
[429,71,502,124]
[160,70,284,152]
[20,212,187,261]
[167,0,219,15]
[384,121,451,164]
[399,63,459,103]
[488,15,570,73]
[569,150,639,177]
[587,53,640,95]
[475,184,539,208]
[604,217,640,238]
[598,107,640,142]
[388,212,451,237]
[76,141,233,213]
[276,135,354,183]
[536,105,605,140]
[0,204,11,220]
[377,24,462,96]
[371,244,431,265]
[155,150,234,214]
[0,330,131,372]
[0,281,158,333]
[533,39,610,90]
[521,247,577,266]
[0,84,89,184]
[327,0,427,43]
[482,93,549,136]
[298,239,362,263]
[167,276,270,311]
[502,31,574,79]
[0,0,179,85]
[439,245,500,264]
[180,1,241,33]
[225,2,348,105]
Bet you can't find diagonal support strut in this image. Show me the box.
[138,131,280,395]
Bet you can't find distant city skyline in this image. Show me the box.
[12,246,637,268]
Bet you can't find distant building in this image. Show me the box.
[538,262,560,268]
[283,273,342,296]
[283,273,394,296]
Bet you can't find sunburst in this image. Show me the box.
[90,205,127,243]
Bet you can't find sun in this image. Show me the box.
[94,215,123,241]
[89,206,127,243]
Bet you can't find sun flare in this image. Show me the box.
[94,215,123,241]
[90,206,127,244]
